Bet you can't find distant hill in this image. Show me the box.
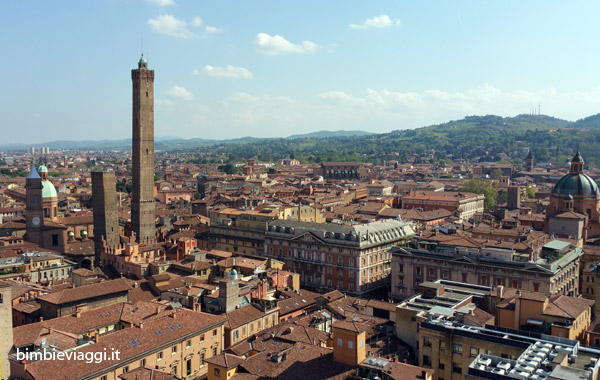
[4,114,600,167]
[287,130,373,139]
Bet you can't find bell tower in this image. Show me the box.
[131,54,156,244]
[25,163,44,246]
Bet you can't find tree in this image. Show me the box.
[498,191,508,204]
[490,168,502,180]
[526,186,535,199]
[217,164,236,174]
[461,179,498,211]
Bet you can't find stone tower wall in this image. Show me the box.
[92,171,119,265]
[131,60,156,244]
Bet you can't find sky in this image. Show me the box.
[1,1,600,144]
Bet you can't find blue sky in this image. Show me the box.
[1,0,600,143]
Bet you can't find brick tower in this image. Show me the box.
[25,163,44,246]
[525,149,534,172]
[92,170,120,266]
[131,55,156,244]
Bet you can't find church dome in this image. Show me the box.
[552,151,599,197]
[37,165,48,173]
[42,180,57,198]
[552,173,599,196]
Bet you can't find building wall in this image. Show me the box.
[18,323,224,380]
[333,329,365,367]
[391,248,580,300]
[265,237,396,296]
[207,363,237,380]
[0,284,13,380]
[225,310,279,348]
[418,325,523,380]
[209,208,279,256]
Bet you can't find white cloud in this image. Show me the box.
[192,16,203,27]
[350,15,401,30]
[162,84,600,140]
[203,65,253,79]
[155,99,175,106]
[254,33,320,55]
[166,85,194,100]
[192,69,201,76]
[203,26,222,37]
[147,14,195,38]
[145,0,175,6]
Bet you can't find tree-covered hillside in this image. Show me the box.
[189,114,600,167]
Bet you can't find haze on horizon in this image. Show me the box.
[1,0,599,144]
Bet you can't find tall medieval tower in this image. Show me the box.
[131,55,156,244]
[25,163,44,246]
[525,149,534,172]
[92,170,119,266]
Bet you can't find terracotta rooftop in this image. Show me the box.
[37,278,131,305]
[205,353,245,369]
[25,309,227,380]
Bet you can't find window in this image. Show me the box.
[534,283,540,292]
[439,361,445,370]
[101,376,107,380]
[0,294,3,304]
[348,341,354,349]
[337,338,343,346]
[423,337,432,348]
[186,359,192,376]
[172,365,177,375]
[470,347,479,357]
[200,334,205,342]
[123,366,129,373]
[200,351,206,366]
[423,355,432,367]
[52,234,59,246]
[140,359,146,366]
[212,346,217,356]
[157,351,163,360]
[172,346,177,354]
[439,341,445,351]
[359,340,363,348]
[452,344,462,354]
[452,362,462,374]
[233,330,239,341]
[214,368,221,377]
[187,339,192,348]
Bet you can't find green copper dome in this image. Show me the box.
[139,54,147,63]
[552,173,599,196]
[37,165,48,173]
[41,180,58,198]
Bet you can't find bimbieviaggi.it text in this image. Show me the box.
[16,348,120,364]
